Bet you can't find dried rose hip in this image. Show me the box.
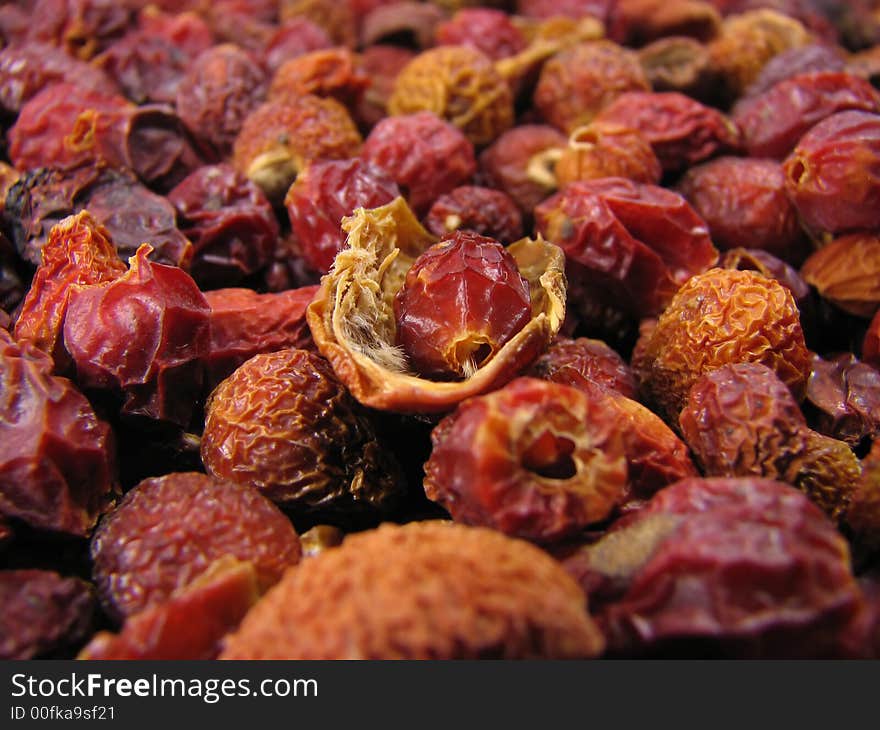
[0,570,95,659]
[79,558,259,660]
[679,362,861,521]
[176,44,268,161]
[361,112,475,215]
[805,353,880,448]
[284,158,400,274]
[435,9,527,61]
[864,309,880,369]
[424,377,627,541]
[0,42,118,114]
[534,178,718,319]
[394,231,531,380]
[202,348,402,511]
[221,521,605,659]
[26,0,131,60]
[203,286,317,390]
[554,121,662,187]
[269,48,369,110]
[733,72,880,160]
[567,477,862,658]
[279,0,357,47]
[8,82,202,191]
[91,471,300,621]
[359,2,444,50]
[355,44,415,129]
[800,233,880,318]
[616,0,722,45]
[261,18,333,73]
[534,41,650,134]
[94,10,213,106]
[14,211,126,370]
[0,329,117,536]
[743,43,846,99]
[847,440,880,552]
[527,336,637,400]
[168,164,279,289]
[632,267,811,424]
[637,37,714,99]
[478,124,566,214]
[677,156,807,262]
[707,8,811,102]
[594,91,741,174]
[232,95,362,204]
[424,186,523,243]
[388,45,514,146]
[63,244,210,427]
[307,199,566,413]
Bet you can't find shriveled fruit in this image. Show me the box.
[424,377,628,542]
[79,558,259,660]
[91,472,300,621]
[594,91,740,174]
[800,233,880,319]
[534,41,649,134]
[565,477,862,658]
[388,45,514,146]
[0,570,95,660]
[168,164,278,289]
[232,94,362,203]
[395,232,532,380]
[269,48,368,109]
[284,158,400,274]
[201,348,402,512]
[306,198,566,413]
[424,186,523,243]
[361,112,475,215]
[783,110,880,238]
[632,267,811,423]
[435,9,527,61]
[527,336,637,400]
[221,521,605,659]
[679,362,861,522]
[554,121,662,186]
[534,178,718,319]
[203,286,317,391]
[63,244,211,427]
[14,211,126,371]
[0,329,117,537]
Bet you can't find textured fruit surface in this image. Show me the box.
[201,348,401,510]
[91,472,300,621]
[221,521,605,659]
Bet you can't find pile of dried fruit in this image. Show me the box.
[3,0,880,660]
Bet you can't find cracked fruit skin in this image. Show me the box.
[424,377,628,543]
[221,521,605,659]
[91,471,300,622]
[632,267,810,424]
[201,348,401,512]
[395,231,532,381]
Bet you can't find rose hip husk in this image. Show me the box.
[284,158,400,274]
[91,471,300,621]
[394,231,532,380]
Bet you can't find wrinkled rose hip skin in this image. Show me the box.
[564,477,863,658]
[783,110,880,238]
[285,158,400,274]
[800,233,880,319]
[221,521,605,659]
[395,231,532,381]
[424,186,523,244]
[91,472,300,622]
[632,267,811,424]
[201,348,402,513]
[63,244,211,427]
[424,377,629,543]
[678,362,861,523]
[0,329,117,537]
